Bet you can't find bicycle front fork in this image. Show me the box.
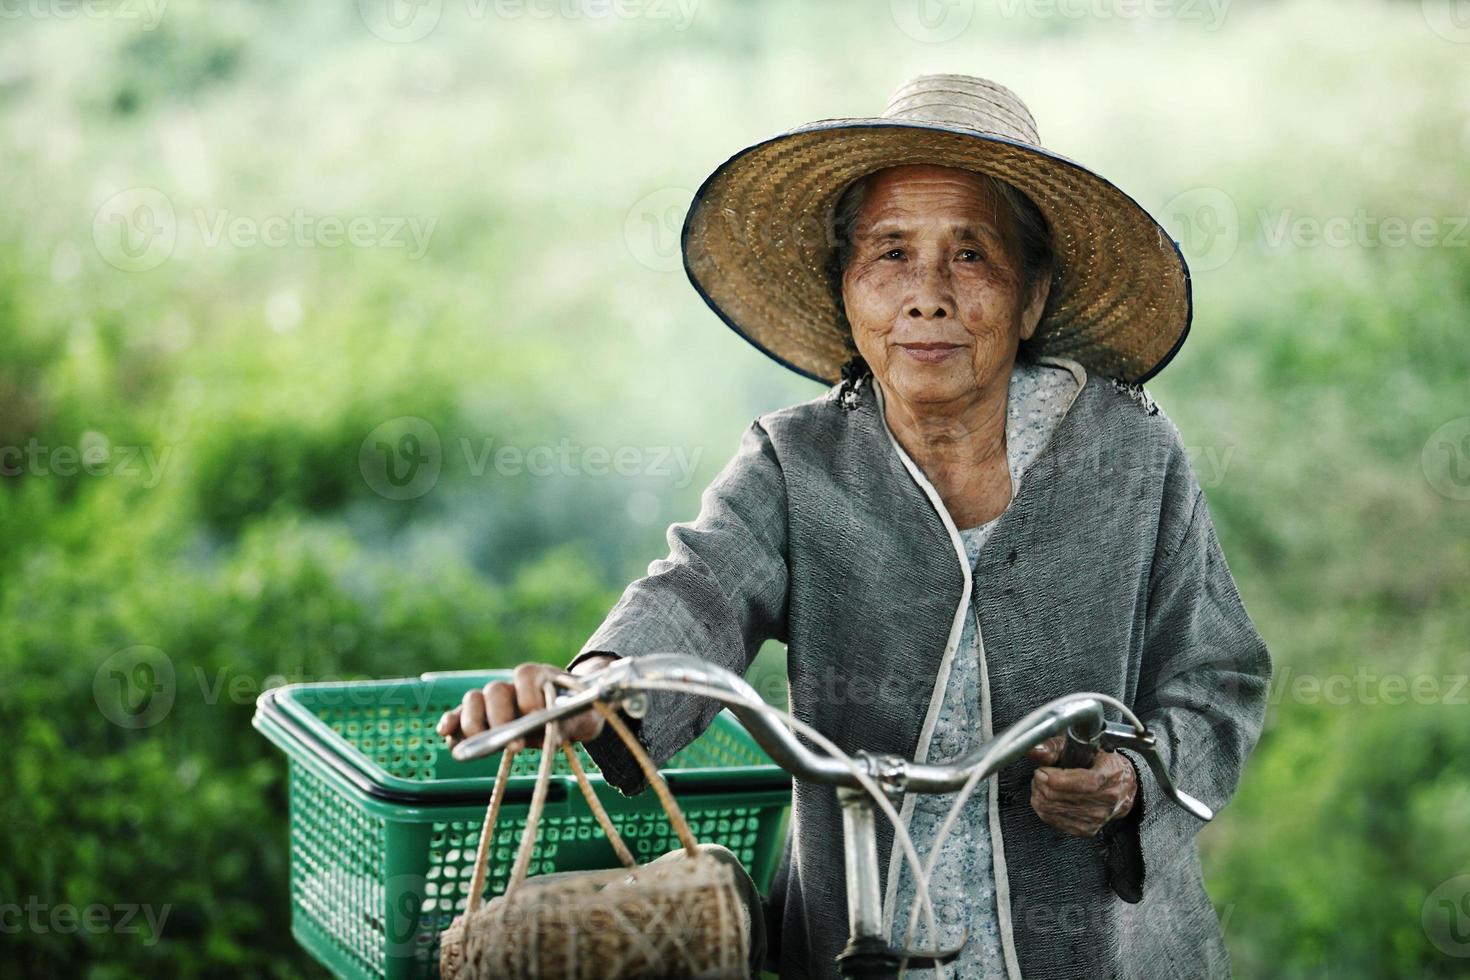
[834,779,965,979]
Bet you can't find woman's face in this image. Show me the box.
[840,164,1049,409]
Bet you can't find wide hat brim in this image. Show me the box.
[680,116,1192,385]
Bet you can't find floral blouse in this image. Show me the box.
[886,356,1080,978]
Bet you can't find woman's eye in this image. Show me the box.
[957,248,984,262]
[881,248,905,260]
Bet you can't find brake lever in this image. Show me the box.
[1095,722,1214,823]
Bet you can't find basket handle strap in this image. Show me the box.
[561,741,637,870]
[466,677,703,909]
[465,750,516,915]
[587,696,702,858]
[504,685,564,893]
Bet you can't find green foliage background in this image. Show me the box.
[1,0,1467,976]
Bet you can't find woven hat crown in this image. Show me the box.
[880,74,1041,146]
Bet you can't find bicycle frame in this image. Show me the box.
[451,654,1212,979]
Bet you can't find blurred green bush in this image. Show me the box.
[0,508,618,977]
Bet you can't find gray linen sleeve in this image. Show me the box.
[1108,446,1273,901]
[562,418,790,797]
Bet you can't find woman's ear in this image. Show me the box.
[1018,260,1053,342]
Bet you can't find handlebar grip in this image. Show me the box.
[1055,730,1099,769]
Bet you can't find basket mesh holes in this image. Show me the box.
[289,761,388,976]
[322,698,610,782]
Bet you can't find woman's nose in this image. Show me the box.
[908,262,954,320]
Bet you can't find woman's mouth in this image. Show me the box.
[897,342,963,364]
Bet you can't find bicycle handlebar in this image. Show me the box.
[450,653,1212,822]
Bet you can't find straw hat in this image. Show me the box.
[679,74,1191,385]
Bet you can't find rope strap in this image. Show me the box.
[464,677,702,911]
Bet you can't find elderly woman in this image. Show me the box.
[439,74,1271,979]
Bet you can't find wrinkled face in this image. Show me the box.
[840,164,1049,409]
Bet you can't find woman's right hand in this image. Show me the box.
[435,655,621,752]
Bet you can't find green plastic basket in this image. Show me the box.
[253,671,792,980]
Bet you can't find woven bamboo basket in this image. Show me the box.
[440,685,752,980]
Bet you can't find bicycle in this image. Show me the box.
[451,653,1213,980]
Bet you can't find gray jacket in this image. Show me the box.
[566,358,1272,980]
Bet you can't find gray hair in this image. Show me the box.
[824,168,1054,355]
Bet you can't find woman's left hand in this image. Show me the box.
[1026,736,1138,838]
